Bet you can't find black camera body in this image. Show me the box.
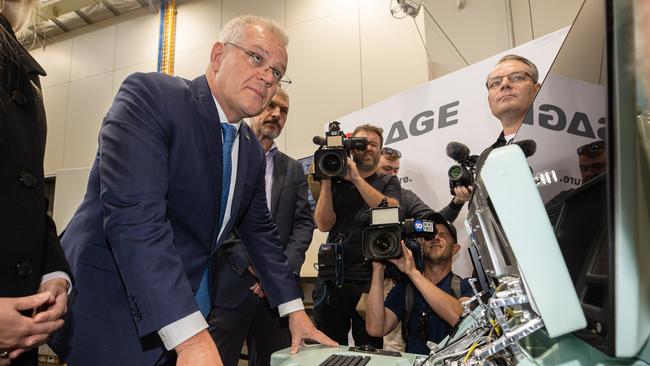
[317,242,344,288]
[448,155,478,195]
[446,141,479,195]
[361,206,436,266]
[314,121,368,178]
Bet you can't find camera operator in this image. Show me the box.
[371,147,469,351]
[365,212,472,355]
[314,124,401,348]
[377,147,471,223]
[476,54,541,176]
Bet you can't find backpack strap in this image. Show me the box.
[402,281,414,342]
[402,273,462,342]
[451,273,462,299]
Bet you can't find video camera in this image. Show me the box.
[313,121,368,178]
[446,141,479,195]
[361,206,436,273]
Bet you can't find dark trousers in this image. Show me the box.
[313,281,382,348]
[208,292,291,366]
[9,349,36,366]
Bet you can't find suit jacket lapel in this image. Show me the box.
[190,75,222,250]
[270,152,287,217]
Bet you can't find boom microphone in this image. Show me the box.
[446,142,471,162]
[514,139,537,158]
[313,135,327,146]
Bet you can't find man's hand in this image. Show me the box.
[175,329,222,366]
[288,310,338,353]
[388,241,416,277]
[0,293,63,359]
[342,157,361,183]
[246,266,266,298]
[249,282,265,298]
[452,186,473,204]
[371,261,385,273]
[34,279,68,324]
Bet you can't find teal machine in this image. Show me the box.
[424,2,650,363]
[272,0,649,364]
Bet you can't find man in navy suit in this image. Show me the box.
[50,15,334,366]
[209,89,315,366]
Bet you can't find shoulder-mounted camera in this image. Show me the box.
[313,121,368,178]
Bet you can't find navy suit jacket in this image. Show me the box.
[50,73,301,366]
[213,150,314,308]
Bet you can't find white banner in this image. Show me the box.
[516,73,607,201]
[333,27,607,277]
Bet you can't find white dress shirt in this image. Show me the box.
[157,96,303,351]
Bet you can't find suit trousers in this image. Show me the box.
[208,292,291,366]
[313,281,382,348]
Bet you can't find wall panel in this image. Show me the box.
[285,12,362,158]
[70,26,117,81]
[42,84,69,174]
[63,72,114,169]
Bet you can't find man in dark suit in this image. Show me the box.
[49,15,334,366]
[475,54,540,176]
[209,89,314,366]
[1,2,71,365]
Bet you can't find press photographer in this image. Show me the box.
[314,124,401,348]
[365,211,473,355]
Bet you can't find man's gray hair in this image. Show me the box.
[219,15,288,47]
[492,54,539,83]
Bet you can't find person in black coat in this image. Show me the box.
[0,1,71,365]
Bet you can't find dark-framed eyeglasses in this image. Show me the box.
[381,147,402,158]
[486,71,534,90]
[225,42,292,89]
[577,140,606,156]
[417,311,430,342]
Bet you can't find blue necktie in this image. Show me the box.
[195,123,237,318]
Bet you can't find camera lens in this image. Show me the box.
[372,232,399,256]
[448,165,463,180]
[319,151,344,176]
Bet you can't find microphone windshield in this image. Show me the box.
[514,139,537,158]
[446,142,470,162]
[313,136,326,146]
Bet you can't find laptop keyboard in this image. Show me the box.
[319,354,371,366]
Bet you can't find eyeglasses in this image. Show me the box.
[486,71,534,90]
[225,42,292,89]
[577,140,606,156]
[381,147,402,158]
[417,311,430,342]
